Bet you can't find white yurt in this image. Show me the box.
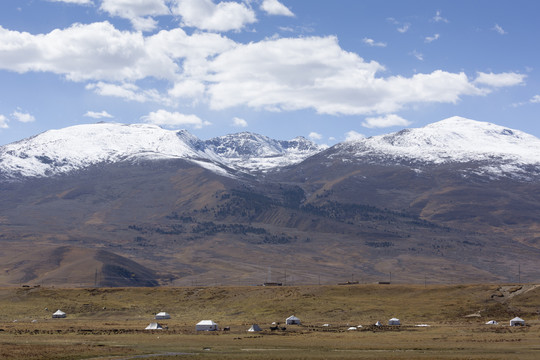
[52,310,66,318]
[485,320,498,325]
[347,326,357,331]
[510,317,525,326]
[374,321,382,326]
[155,312,171,320]
[145,322,163,330]
[285,315,301,325]
[388,318,401,325]
[247,324,262,332]
[196,320,219,331]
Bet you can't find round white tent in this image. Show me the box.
[510,317,525,326]
[52,310,66,318]
[155,312,171,320]
[285,315,301,325]
[196,320,219,331]
[485,320,498,325]
[389,318,401,325]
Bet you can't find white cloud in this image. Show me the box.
[345,130,365,142]
[205,36,512,116]
[86,82,172,105]
[12,111,35,123]
[308,131,322,140]
[84,110,114,119]
[261,0,294,17]
[100,0,170,31]
[397,23,410,33]
[232,117,248,127]
[168,79,206,99]
[0,21,525,121]
[493,24,507,35]
[412,50,424,61]
[362,114,410,129]
[172,0,256,32]
[531,95,540,103]
[474,72,525,87]
[388,17,410,33]
[362,37,386,47]
[0,114,8,129]
[129,16,160,32]
[141,109,210,128]
[49,0,93,4]
[0,110,36,128]
[432,10,448,23]
[425,34,440,43]
[0,22,176,82]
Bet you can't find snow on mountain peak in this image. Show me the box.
[335,117,540,178]
[205,132,326,171]
[0,123,204,178]
[0,123,324,179]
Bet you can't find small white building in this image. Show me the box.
[145,322,163,330]
[52,310,66,318]
[196,320,219,331]
[388,318,401,325]
[155,312,171,320]
[485,320,498,325]
[285,315,301,325]
[510,317,525,326]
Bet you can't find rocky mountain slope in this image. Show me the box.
[1,117,539,287]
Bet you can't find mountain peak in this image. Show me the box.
[0,123,324,179]
[332,117,540,179]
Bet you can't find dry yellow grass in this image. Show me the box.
[0,284,539,359]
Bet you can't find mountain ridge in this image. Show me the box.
[0,123,325,179]
[1,116,539,181]
[334,116,540,173]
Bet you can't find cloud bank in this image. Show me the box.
[0,2,527,128]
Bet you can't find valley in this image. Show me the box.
[1,284,540,359]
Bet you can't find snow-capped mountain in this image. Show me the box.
[331,116,540,179]
[1,117,539,180]
[205,132,326,172]
[0,123,324,179]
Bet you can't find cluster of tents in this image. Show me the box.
[49,309,528,330]
[486,317,526,326]
[192,315,302,332]
[140,314,528,331]
[144,315,304,332]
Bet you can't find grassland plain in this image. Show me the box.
[1,284,540,359]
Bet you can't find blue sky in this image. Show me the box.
[0,0,539,146]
